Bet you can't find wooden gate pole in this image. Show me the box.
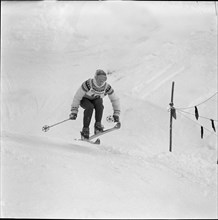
[169,81,175,152]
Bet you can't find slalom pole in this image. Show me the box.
[42,118,70,132]
[169,81,175,152]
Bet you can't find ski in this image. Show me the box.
[75,138,101,145]
[74,122,121,145]
[89,122,121,140]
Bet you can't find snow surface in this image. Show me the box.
[1,1,217,218]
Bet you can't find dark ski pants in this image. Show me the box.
[80,97,104,128]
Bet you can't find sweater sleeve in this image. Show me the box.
[106,84,121,116]
[71,86,86,114]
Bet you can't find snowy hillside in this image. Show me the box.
[1,1,217,218]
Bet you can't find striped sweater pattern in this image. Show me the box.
[71,78,120,116]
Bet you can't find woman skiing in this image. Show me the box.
[69,69,120,139]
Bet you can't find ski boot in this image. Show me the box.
[94,122,104,135]
[81,127,90,140]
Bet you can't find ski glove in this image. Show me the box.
[69,112,77,120]
[113,115,119,123]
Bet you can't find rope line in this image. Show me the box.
[177,111,217,137]
[176,108,218,122]
[176,92,218,110]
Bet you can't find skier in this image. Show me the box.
[69,69,120,139]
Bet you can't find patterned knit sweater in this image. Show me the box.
[71,78,120,116]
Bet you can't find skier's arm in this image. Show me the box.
[106,84,120,117]
[71,79,92,114]
[71,86,86,114]
[108,92,120,116]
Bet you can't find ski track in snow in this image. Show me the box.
[2,130,216,192]
[2,131,216,218]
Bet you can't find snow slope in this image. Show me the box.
[1,1,217,218]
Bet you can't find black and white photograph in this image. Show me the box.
[1,0,217,218]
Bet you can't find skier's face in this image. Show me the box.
[95,75,107,86]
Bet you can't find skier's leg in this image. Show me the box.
[93,98,104,123]
[80,98,94,128]
[93,98,104,133]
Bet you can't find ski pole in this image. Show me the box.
[42,118,70,132]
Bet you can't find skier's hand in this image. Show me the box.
[69,112,77,120]
[113,115,119,123]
